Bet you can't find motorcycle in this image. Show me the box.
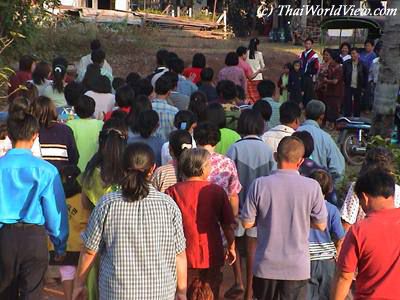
[336,117,371,166]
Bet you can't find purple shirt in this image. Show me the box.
[241,169,327,280]
[217,66,247,91]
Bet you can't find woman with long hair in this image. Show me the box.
[73,143,187,300]
[126,95,152,135]
[31,61,52,96]
[246,38,265,103]
[43,57,68,107]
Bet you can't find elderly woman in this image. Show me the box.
[217,52,247,93]
[72,143,187,300]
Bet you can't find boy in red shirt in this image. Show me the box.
[333,169,400,300]
[166,148,236,299]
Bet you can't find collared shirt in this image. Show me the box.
[298,120,345,181]
[77,53,113,82]
[0,149,68,255]
[261,97,281,129]
[351,61,358,88]
[151,98,179,142]
[177,75,198,97]
[262,124,295,154]
[241,169,327,280]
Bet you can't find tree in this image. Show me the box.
[370,0,400,138]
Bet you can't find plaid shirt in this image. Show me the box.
[152,99,179,142]
[82,188,186,300]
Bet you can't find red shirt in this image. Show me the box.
[166,180,235,269]
[8,71,32,100]
[183,67,202,84]
[338,208,400,300]
[103,106,131,121]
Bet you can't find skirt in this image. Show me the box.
[247,80,261,104]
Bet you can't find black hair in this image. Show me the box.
[193,122,221,147]
[82,63,101,91]
[169,130,193,159]
[189,91,208,122]
[52,57,68,93]
[257,80,275,98]
[236,85,245,101]
[253,100,272,122]
[206,102,226,129]
[116,85,135,108]
[75,95,96,119]
[364,39,375,47]
[121,143,155,202]
[248,38,260,60]
[91,49,106,65]
[64,81,84,107]
[279,101,301,124]
[277,136,305,163]
[350,47,360,53]
[340,42,351,52]
[200,67,214,82]
[310,169,333,196]
[355,168,395,199]
[7,97,39,142]
[168,58,185,75]
[236,46,248,57]
[83,117,128,187]
[90,39,102,51]
[137,110,159,138]
[33,96,58,128]
[91,75,112,94]
[112,77,126,91]
[155,75,172,95]
[292,131,314,158]
[110,110,128,121]
[225,52,239,66]
[178,148,210,179]
[284,63,292,70]
[126,72,141,89]
[216,80,237,101]
[359,146,395,175]
[136,78,154,97]
[166,52,179,68]
[162,71,179,89]
[156,49,169,66]
[292,60,301,67]
[32,61,50,85]
[127,95,152,133]
[304,37,314,44]
[19,55,35,72]
[174,110,197,131]
[323,48,334,60]
[237,109,265,136]
[192,53,206,68]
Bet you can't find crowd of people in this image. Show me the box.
[0,36,399,300]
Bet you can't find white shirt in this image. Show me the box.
[28,79,52,96]
[160,138,197,166]
[77,53,113,82]
[43,85,67,107]
[151,67,169,87]
[0,136,42,158]
[85,91,115,120]
[246,51,265,81]
[262,124,295,154]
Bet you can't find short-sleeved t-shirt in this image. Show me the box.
[241,169,327,280]
[338,208,400,300]
[183,67,202,84]
[166,181,234,269]
[152,163,177,193]
[215,128,241,155]
[128,134,164,166]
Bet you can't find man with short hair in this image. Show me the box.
[241,136,328,300]
[298,100,345,181]
[300,38,319,106]
[149,49,170,87]
[164,71,190,110]
[262,101,301,153]
[151,75,179,141]
[257,80,281,129]
[168,57,198,97]
[77,39,112,82]
[332,169,400,300]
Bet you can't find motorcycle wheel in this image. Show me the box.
[341,132,367,166]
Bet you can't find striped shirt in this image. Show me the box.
[152,99,179,142]
[152,163,178,193]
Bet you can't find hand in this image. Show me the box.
[72,284,87,300]
[175,291,187,300]
[54,253,66,263]
[225,247,237,265]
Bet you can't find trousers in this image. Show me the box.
[253,276,308,300]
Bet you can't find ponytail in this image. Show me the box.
[7,97,39,142]
[52,57,68,93]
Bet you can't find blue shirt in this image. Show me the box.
[152,99,179,142]
[298,120,345,181]
[177,75,198,97]
[360,51,377,70]
[0,149,68,255]
[309,200,345,261]
[261,97,281,129]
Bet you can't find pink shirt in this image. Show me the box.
[239,59,253,78]
[217,66,247,91]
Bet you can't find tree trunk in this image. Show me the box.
[370,0,400,138]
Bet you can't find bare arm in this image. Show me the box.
[229,193,239,217]
[331,268,354,300]
[176,251,187,300]
[342,220,352,232]
[334,238,344,257]
[311,221,327,231]
[72,247,97,300]
[222,225,236,265]
[242,220,256,229]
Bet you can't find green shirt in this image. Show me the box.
[215,128,241,155]
[67,118,103,172]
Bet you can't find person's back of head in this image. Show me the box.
[169,130,193,160]
[121,143,155,202]
[187,278,214,300]
[200,67,214,83]
[126,72,141,90]
[305,100,325,122]
[248,38,260,60]
[309,169,333,196]
[82,63,101,91]
[216,80,237,102]
[33,96,58,128]
[189,91,208,122]
[156,49,169,67]
[127,95,152,133]
[112,77,126,92]
[359,146,395,176]
[236,85,245,102]
[19,55,35,72]
[168,58,185,75]
[90,39,102,52]
[32,61,51,85]
[91,49,106,66]
[236,46,247,58]
[137,110,159,139]
[253,100,272,123]
[155,75,173,96]
[237,109,265,136]
[52,56,68,93]
[276,136,305,167]
[193,122,221,147]
[136,78,154,97]
[292,131,314,158]
[174,110,197,131]
[192,53,206,69]
[257,80,275,99]
[75,95,96,119]
[116,85,135,108]
[225,52,239,66]
[279,101,301,126]
[92,75,112,94]
[64,81,84,107]
[178,148,210,180]
[163,71,179,90]
[206,102,226,129]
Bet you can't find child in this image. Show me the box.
[197,67,218,103]
[104,85,134,121]
[67,95,103,172]
[188,278,214,300]
[288,60,304,105]
[278,63,290,102]
[216,80,241,131]
[166,148,236,299]
[308,170,345,300]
